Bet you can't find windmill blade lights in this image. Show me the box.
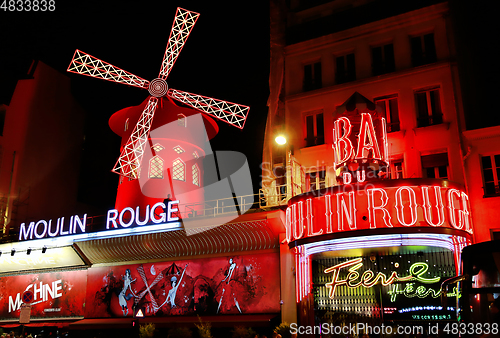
[69,7,249,178]
[68,50,149,90]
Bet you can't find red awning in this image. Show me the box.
[69,314,278,329]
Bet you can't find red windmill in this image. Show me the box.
[68,7,249,179]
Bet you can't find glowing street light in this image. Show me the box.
[275,135,287,145]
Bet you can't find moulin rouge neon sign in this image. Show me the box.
[19,200,180,241]
[285,182,472,242]
[324,258,449,301]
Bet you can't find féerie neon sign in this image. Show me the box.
[324,258,440,299]
[19,200,179,241]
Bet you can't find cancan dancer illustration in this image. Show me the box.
[119,269,137,316]
[217,258,242,313]
[161,263,188,308]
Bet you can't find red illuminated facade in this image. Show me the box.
[261,0,500,332]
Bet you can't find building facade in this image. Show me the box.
[262,0,500,334]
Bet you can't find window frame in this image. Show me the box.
[371,43,395,76]
[415,87,443,128]
[303,61,322,92]
[335,52,356,84]
[303,110,325,148]
[410,32,437,67]
[480,154,500,197]
[374,95,400,132]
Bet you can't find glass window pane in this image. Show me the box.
[485,182,496,195]
[482,156,492,169]
[384,43,395,72]
[494,154,500,167]
[426,167,435,178]
[430,90,442,124]
[316,113,324,143]
[483,169,494,182]
[438,166,448,178]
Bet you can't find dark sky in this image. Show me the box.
[0,1,270,209]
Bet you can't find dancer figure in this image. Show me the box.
[118,269,137,316]
[217,258,242,314]
[161,263,188,308]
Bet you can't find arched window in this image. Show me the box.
[124,118,129,131]
[192,164,200,187]
[149,156,164,179]
[172,158,185,181]
[177,114,186,127]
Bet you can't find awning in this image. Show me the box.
[69,314,279,329]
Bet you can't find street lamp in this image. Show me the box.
[275,134,287,145]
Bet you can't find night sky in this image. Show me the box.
[0,1,270,209]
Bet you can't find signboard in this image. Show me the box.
[85,253,280,318]
[313,251,457,321]
[0,270,87,319]
[0,246,85,274]
[18,200,180,241]
[285,179,473,243]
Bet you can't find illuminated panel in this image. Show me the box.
[0,270,86,318]
[85,253,280,317]
[0,246,85,274]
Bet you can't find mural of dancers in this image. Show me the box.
[118,269,137,316]
[86,253,280,318]
[217,258,242,313]
[161,263,188,308]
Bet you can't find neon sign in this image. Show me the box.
[324,258,442,299]
[285,180,473,243]
[19,200,180,241]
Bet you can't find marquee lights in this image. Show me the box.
[285,182,473,243]
[19,201,180,241]
[324,258,441,299]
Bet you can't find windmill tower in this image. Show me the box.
[68,8,249,213]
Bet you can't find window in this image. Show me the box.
[415,87,443,127]
[421,153,448,179]
[411,33,437,67]
[124,118,129,132]
[193,151,199,159]
[177,114,186,127]
[192,164,200,187]
[481,154,500,197]
[335,53,356,84]
[304,111,324,147]
[303,61,322,91]
[152,143,164,152]
[173,145,185,154]
[375,95,400,132]
[307,170,326,191]
[390,160,404,179]
[149,156,164,179]
[172,158,185,181]
[372,43,395,76]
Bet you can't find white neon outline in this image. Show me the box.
[367,188,393,229]
[355,113,382,160]
[336,192,357,231]
[395,186,418,226]
[421,186,445,227]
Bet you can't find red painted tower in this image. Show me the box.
[109,97,219,212]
